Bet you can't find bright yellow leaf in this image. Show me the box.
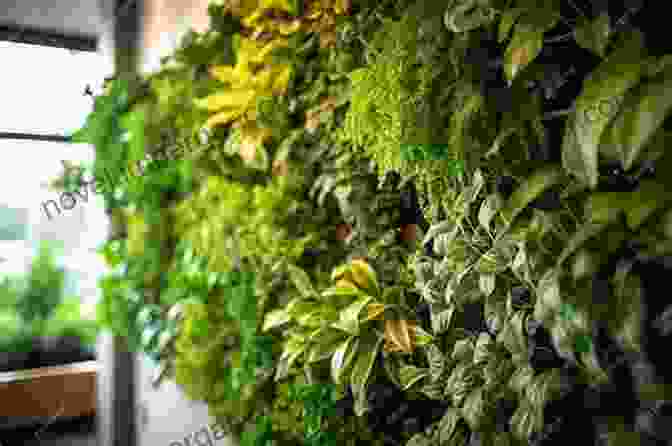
[195,89,256,111]
[272,66,292,94]
[209,65,238,84]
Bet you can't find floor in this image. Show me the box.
[0,415,97,446]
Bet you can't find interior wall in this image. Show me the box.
[140,0,210,73]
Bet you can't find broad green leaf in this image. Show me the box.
[452,338,474,362]
[307,328,349,363]
[262,308,290,332]
[350,335,383,416]
[483,354,514,387]
[438,407,460,444]
[476,243,514,274]
[286,299,321,320]
[556,221,611,266]
[473,332,495,366]
[625,179,672,230]
[331,264,353,282]
[499,311,528,356]
[500,165,564,225]
[331,336,359,384]
[297,309,329,328]
[534,270,562,322]
[510,399,543,441]
[509,364,535,396]
[486,125,518,158]
[425,343,446,382]
[275,346,307,381]
[406,432,433,446]
[599,68,672,171]
[462,388,488,431]
[382,286,405,306]
[511,244,530,284]
[287,264,316,298]
[422,220,454,247]
[573,13,611,57]
[420,377,446,400]
[562,30,645,187]
[584,192,628,223]
[463,169,485,205]
[336,296,373,335]
[478,194,502,232]
[571,248,602,280]
[479,274,496,297]
[431,306,455,335]
[399,364,429,391]
[321,286,366,303]
[574,334,592,353]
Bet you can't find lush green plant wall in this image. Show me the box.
[72,0,672,445]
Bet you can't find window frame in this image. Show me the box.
[0,24,99,143]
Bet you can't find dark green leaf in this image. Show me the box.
[498,7,527,43]
[556,221,611,266]
[573,13,611,57]
[625,179,672,229]
[350,334,383,416]
[562,30,645,187]
[584,192,628,223]
[599,68,672,171]
[500,165,564,225]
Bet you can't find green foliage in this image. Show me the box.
[15,241,65,326]
[85,1,672,446]
[289,383,337,446]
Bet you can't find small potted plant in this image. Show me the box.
[0,241,100,372]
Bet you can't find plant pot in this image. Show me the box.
[27,335,96,370]
[0,351,31,373]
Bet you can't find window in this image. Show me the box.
[0,41,112,308]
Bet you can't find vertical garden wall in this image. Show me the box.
[69,0,672,445]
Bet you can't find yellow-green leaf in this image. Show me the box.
[334,296,373,335]
[287,264,316,298]
[262,308,290,332]
[331,336,359,384]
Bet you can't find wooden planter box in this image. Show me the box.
[0,360,99,419]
